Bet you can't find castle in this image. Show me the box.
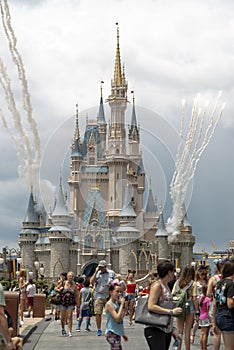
[18,27,195,280]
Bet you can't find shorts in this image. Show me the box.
[27,297,34,307]
[60,304,75,311]
[187,300,195,313]
[199,318,211,327]
[94,298,107,315]
[216,308,234,334]
[126,294,136,302]
[81,309,90,317]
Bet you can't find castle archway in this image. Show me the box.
[82,262,98,277]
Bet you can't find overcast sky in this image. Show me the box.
[0,0,233,254]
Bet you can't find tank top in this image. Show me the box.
[60,288,76,306]
[105,300,124,336]
[126,283,136,294]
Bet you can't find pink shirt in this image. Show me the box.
[199,296,211,320]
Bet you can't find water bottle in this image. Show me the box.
[172,338,180,349]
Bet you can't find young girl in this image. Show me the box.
[199,285,211,350]
[105,283,128,350]
[76,278,92,332]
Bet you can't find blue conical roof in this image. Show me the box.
[72,138,83,157]
[24,190,39,223]
[137,159,145,175]
[119,184,137,217]
[52,180,69,217]
[97,96,106,125]
[129,96,138,139]
[155,211,168,237]
[146,188,157,213]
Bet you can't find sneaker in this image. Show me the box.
[85,328,91,332]
[68,332,72,337]
[61,329,67,337]
[20,320,24,326]
[76,328,81,332]
[96,329,102,336]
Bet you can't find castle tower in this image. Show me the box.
[48,179,71,277]
[68,104,83,219]
[155,208,169,260]
[18,189,39,273]
[106,25,129,218]
[143,177,158,240]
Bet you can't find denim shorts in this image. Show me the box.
[60,304,75,311]
[187,300,195,313]
[127,294,136,302]
[216,308,234,334]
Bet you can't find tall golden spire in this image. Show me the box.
[113,23,122,86]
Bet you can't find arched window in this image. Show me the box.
[96,235,104,249]
[85,235,93,248]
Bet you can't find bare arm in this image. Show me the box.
[0,305,16,349]
[207,277,215,298]
[135,272,152,284]
[106,298,125,323]
[227,296,234,309]
[90,267,99,286]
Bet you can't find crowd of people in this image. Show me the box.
[0,257,233,350]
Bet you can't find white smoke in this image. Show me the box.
[167,92,225,242]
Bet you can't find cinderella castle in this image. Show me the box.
[18,27,195,280]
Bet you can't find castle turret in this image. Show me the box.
[128,92,140,156]
[155,209,169,260]
[97,82,107,154]
[18,188,39,273]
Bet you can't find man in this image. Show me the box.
[90,260,115,336]
[0,283,16,350]
[26,278,36,318]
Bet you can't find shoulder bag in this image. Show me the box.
[135,296,172,327]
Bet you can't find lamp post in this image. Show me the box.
[34,261,40,280]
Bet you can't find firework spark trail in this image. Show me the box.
[1,0,41,165]
[0,57,30,177]
[167,93,225,241]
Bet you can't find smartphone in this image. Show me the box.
[173,339,180,348]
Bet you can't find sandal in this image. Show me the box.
[190,334,195,344]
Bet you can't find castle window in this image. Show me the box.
[117,173,119,180]
[89,157,95,165]
[116,149,119,154]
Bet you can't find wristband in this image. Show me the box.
[169,310,173,316]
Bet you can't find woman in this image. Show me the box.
[172,266,199,350]
[190,265,208,343]
[213,260,234,350]
[206,261,223,350]
[125,270,152,325]
[105,282,128,350]
[18,269,28,326]
[58,271,79,337]
[145,261,182,350]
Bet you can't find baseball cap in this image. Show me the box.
[98,260,107,267]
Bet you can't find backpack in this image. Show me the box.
[172,280,193,318]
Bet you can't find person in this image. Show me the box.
[145,261,182,350]
[207,261,223,350]
[8,328,23,350]
[54,272,67,322]
[212,260,234,350]
[190,265,209,343]
[75,276,84,320]
[125,269,153,325]
[0,282,16,350]
[58,271,79,337]
[172,266,199,350]
[105,282,128,350]
[26,278,36,318]
[90,260,116,336]
[199,285,211,350]
[18,269,28,326]
[76,278,92,332]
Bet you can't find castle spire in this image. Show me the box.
[113,23,122,86]
[75,103,80,142]
[129,91,139,140]
[71,103,82,157]
[97,81,106,125]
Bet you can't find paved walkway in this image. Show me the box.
[21,312,225,350]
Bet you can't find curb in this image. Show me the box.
[20,325,38,344]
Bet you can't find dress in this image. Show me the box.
[60,288,76,310]
[199,296,211,327]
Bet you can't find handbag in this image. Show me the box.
[50,292,61,305]
[135,296,172,327]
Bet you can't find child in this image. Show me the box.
[199,285,211,350]
[105,283,128,350]
[76,278,92,332]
